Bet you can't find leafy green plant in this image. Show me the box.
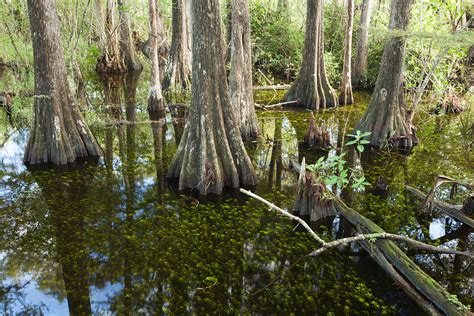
[345,130,371,153]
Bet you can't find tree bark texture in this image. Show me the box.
[283,0,337,110]
[229,0,259,140]
[148,0,166,118]
[355,0,417,149]
[352,0,372,86]
[24,0,102,165]
[117,0,143,71]
[96,0,127,74]
[339,0,354,105]
[163,0,192,90]
[167,0,257,195]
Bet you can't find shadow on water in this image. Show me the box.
[0,72,472,314]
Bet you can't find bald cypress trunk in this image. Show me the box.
[148,0,166,118]
[339,0,354,105]
[117,0,143,71]
[163,0,192,90]
[96,0,127,74]
[167,0,257,195]
[283,0,337,110]
[24,0,102,165]
[229,0,259,140]
[352,0,372,86]
[355,0,417,149]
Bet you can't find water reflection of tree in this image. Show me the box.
[30,165,99,315]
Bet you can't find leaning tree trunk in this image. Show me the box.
[352,0,372,86]
[355,0,417,149]
[167,0,257,195]
[148,0,166,118]
[163,0,192,91]
[117,0,143,71]
[96,0,127,74]
[229,0,259,140]
[283,0,337,110]
[339,0,354,105]
[24,0,102,165]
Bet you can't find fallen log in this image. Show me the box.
[241,188,471,315]
[253,84,291,91]
[255,100,298,110]
[288,160,470,315]
[334,199,469,315]
[406,186,474,228]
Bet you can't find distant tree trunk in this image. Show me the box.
[117,0,142,71]
[467,14,474,92]
[283,0,337,110]
[148,0,166,118]
[339,0,354,105]
[24,0,102,165]
[167,0,257,195]
[163,0,192,90]
[355,0,416,149]
[229,0,259,140]
[278,0,289,11]
[96,0,127,74]
[352,0,372,86]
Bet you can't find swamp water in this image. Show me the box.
[0,72,472,315]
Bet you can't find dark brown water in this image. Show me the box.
[0,72,472,315]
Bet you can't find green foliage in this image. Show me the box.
[346,130,371,153]
[306,131,372,192]
[250,1,304,83]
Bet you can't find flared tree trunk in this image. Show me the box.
[339,0,354,105]
[167,0,257,195]
[229,0,259,140]
[24,0,102,165]
[96,0,127,74]
[355,0,416,149]
[148,0,166,118]
[163,0,192,90]
[117,0,143,71]
[283,0,337,110]
[352,0,372,86]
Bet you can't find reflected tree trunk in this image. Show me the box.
[268,119,282,190]
[31,166,97,315]
[151,118,167,203]
[24,0,102,165]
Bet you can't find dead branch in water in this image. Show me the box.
[240,174,472,315]
[240,188,473,258]
[406,185,474,228]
